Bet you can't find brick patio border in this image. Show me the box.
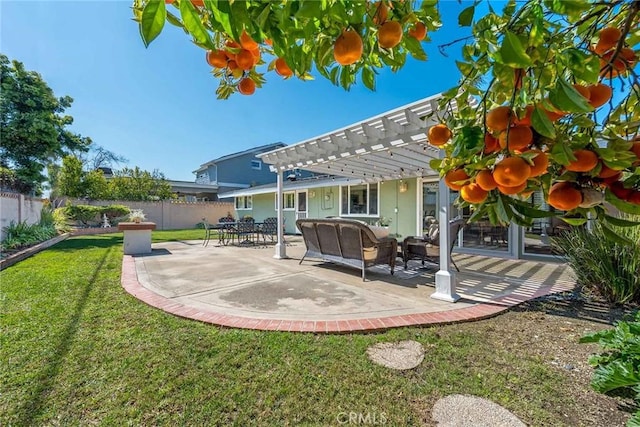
[120,255,571,333]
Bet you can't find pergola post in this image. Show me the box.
[431,163,460,302]
[273,169,288,259]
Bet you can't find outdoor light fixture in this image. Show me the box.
[399,180,408,193]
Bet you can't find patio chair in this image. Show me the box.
[218,216,236,245]
[402,218,465,271]
[236,217,256,245]
[260,217,278,243]
[202,217,213,247]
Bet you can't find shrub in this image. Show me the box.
[1,221,57,252]
[552,217,640,304]
[581,312,640,426]
[101,204,130,220]
[64,205,103,227]
[53,208,72,233]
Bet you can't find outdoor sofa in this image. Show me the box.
[296,218,398,281]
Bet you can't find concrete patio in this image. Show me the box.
[120,237,576,333]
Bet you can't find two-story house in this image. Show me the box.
[193,142,288,198]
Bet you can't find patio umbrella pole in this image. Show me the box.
[273,169,288,259]
[431,165,460,302]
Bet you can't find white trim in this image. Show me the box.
[339,182,380,216]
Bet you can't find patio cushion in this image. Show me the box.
[297,218,398,281]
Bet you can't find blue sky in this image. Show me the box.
[2,1,475,182]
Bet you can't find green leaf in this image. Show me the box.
[296,0,322,19]
[498,31,532,68]
[362,67,375,91]
[599,222,634,246]
[210,0,236,42]
[495,195,512,223]
[511,201,557,218]
[606,189,640,215]
[561,217,588,226]
[458,5,475,27]
[256,3,271,28]
[140,0,166,47]
[565,49,600,83]
[603,214,640,227]
[429,159,443,170]
[166,11,187,33]
[180,0,214,49]
[548,78,594,114]
[531,106,556,139]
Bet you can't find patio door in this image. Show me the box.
[295,191,307,232]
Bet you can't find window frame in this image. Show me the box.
[339,183,380,217]
[235,195,253,210]
[250,160,262,170]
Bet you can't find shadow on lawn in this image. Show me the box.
[511,289,638,326]
[17,244,113,425]
[51,235,122,251]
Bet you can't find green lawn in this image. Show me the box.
[0,231,612,425]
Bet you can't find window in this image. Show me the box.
[251,160,262,170]
[340,183,379,216]
[274,192,296,210]
[235,196,252,209]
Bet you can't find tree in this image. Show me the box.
[83,145,128,171]
[132,0,640,236]
[109,166,173,201]
[57,156,85,198]
[0,54,91,195]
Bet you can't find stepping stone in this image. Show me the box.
[432,394,525,427]
[366,340,424,370]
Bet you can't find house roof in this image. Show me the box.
[259,94,466,182]
[167,180,219,191]
[193,142,286,174]
[217,176,363,198]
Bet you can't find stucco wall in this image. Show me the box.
[0,193,45,241]
[75,199,234,230]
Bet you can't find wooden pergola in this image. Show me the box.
[260,94,465,302]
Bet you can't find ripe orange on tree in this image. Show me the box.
[334,29,364,66]
[548,182,582,211]
[610,181,633,200]
[483,133,500,154]
[493,156,531,187]
[235,49,256,70]
[206,50,228,68]
[598,163,621,179]
[238,78,256,95]
[378,21,403,49]
[191,0,204,7]
[628,191,640,205]
[428,124,452,146]
[498,125,533,152]
[275,58,293,78]
[523,150,549,177]
[444,169,470,191]
[497,182,527,195]
[460,183,488,204]
[587,83,612,108]
[514,105,534,127]
[239,30,259,50]
[594,27,622,54]
[600,51,627,77]
[475,169,498,191]
[572,84,591,100]
[372,1,388,25]
[566,150,599,172]
[408,22,427,41]
[486,106,513,132]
